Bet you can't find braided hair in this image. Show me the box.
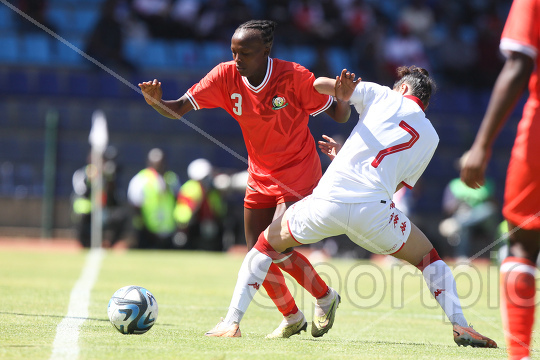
[393,65,436,109]
[235,20,277,49]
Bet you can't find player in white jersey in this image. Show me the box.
[206,66,497,348]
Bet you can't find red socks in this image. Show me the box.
[415,248,442,271]
[275,250,329,299]
[500,256,536,360]
[254,232,329,317]
[262,264,298,316]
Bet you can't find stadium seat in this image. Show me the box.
[102,106,135,133]
[20,137,45,162]
[141,41,170,69]
[326,47,351,76]
[6,70,30,95]
[65,102,99,131]
[200,42,230,69]
[46,8,72,35]
[159,79,178,99]
[36,69,62,96]
[289,45,316,69]
[170,40,197,68]
[125,40,171,69]
[20,34,52,64]
[0,5,15,32]
[13,101,44,127]
[73,9,99,35]
[0,33,18,63]
[57,138,88,163]
[97,73,123,98]
[67,72,94,97]
[14,163,37,196]
[54,36,86,66]
[0,135,20,162]
[122,38,143,66]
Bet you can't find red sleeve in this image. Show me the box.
[292,63,333,116]
[185,64,227,110]
[501,0,539,54]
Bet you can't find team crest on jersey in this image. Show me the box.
[271,95,288,110]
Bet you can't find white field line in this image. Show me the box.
[50,249,105,360]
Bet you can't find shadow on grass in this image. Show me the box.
[0,311,176,327]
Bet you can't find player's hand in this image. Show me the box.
[318,135,342,160]
[335,69,361,102]
[460,147,490,189]
[138,79,163,106]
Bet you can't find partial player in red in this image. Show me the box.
[138,20,351,338]
[206,66,497,346]
[460,0,540,358]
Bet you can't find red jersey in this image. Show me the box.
[185,58,333,196]
[500,0,540,165]
[500,0,540,229]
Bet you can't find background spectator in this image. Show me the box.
[71,146,128,248]
[85,0,137,73]
[127,148,180,249]
[174,158,226,251]
[439,162,499,261]
[16,0,56,33]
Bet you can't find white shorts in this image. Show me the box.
[286,196,411,255]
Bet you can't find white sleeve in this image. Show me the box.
[349,82,366,111]
[350,82,388,115]
[127,175,145,206]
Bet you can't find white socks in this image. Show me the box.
[223,248,272,326]
[422,260,468,327]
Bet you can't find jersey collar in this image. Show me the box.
[404,95,425,111]
[242,58,273,93]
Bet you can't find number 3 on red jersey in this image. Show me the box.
[371,121,419,168]
[231,93,242,115]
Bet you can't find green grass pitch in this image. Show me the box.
[0,248,526,359]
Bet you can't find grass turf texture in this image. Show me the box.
[0,248,522,359]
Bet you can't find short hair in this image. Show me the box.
[393,66,436,109]
[235,20,276,49]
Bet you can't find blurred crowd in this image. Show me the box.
[15,0,511,88]
[71,147,246,250]
[112,0,508,87]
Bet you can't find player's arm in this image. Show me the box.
[313,77,336,96]
[325,97,351,123]
[316,69,362,123]
[138,79,194,119]
[460,51,534,188]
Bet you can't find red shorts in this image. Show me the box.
[244,177,319,209]
[503,156,540,230]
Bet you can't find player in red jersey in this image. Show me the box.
[460,0,540,358]
[139,20,351,338]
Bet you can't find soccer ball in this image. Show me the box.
[107,285,158,334]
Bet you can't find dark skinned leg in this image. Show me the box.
[507,221,540,263]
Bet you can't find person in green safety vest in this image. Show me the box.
[438,175,499,261]
[127,148,180,248]
[174,158,226,251]
[71,146,128,248]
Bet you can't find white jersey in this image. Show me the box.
[312,82,439,202]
